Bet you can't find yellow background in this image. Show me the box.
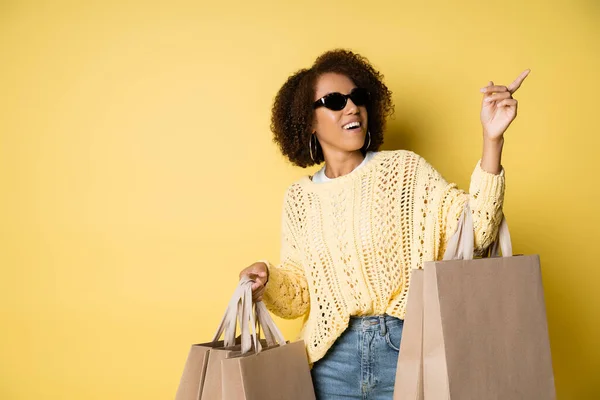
[1,0,598,398]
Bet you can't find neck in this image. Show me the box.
[323,150,365,179]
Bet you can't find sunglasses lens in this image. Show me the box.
[323,93,347,110]
[316,88,370,110]
[350,88,369,106]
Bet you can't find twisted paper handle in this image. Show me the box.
[211,275,286,355]
[442,203,513,261]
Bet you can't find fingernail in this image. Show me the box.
[480,88,487,93]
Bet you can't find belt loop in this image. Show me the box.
[379,315,387,336]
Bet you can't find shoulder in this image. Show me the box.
[378,148,423,159]
[377,149,427,169]
[282,179,307,204]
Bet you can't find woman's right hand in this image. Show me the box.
[239,262,269,302]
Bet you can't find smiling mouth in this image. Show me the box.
[343,121,361,130]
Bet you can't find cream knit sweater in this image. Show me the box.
[260,149,505,364]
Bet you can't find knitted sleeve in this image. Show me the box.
[259,187,310,319]
[419,156,506,259]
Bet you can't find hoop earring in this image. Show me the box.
[364,130,371,150]
[309,134,318,162]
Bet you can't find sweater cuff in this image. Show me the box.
[469,159,505,199]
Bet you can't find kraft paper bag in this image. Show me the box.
[221,340,315,400]
[176,338,261,400]
[176,276,315,400]
[176,339,228,400]
[394,269,424,400]
[220,279,316,400]
[175,277,270,400]
[394,204,556,399]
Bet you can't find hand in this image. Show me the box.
[239,262,269,302]
[480,69,530,142]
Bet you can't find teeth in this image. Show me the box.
[343,121,361,130]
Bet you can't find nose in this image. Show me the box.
[344,98,359,114]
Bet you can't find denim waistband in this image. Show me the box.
[347,314,404,332]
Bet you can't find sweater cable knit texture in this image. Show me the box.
[259,149,505,364]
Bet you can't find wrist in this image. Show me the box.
[482,134,505,146]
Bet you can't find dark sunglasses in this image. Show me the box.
[313,87,370,111]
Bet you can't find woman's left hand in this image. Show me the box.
[480,69,531,142]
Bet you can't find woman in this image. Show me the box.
[238,49,529,399]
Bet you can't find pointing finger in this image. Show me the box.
[508,69,531,94]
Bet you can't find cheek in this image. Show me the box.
[361,107,369,123]
[328,113,342,127]
[315,111,342,131]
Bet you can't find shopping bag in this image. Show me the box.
[175,277,271,400]
[395,204,556,399]
[394,202,480,400]
[176,276,316,400]
[220,277,316,400]
[394,268,424,400]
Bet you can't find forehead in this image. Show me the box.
[314,73,356,99]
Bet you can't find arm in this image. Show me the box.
[430,69,527,258]
[258,188,310,319]
[419,151,506,260]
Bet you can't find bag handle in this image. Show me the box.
[211,276,285,355]
[210,276,257,354]
[255,301,286,347]
[488,214,513,258]
[442,203,513,261]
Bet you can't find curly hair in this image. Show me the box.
[270,49,394,168]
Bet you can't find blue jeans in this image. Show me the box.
[310,314,404,399]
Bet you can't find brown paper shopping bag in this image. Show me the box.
[221,339,315,400]
[395,204,556,400]
[394,269,424,400]
[176,339,232,400]
[220,278,316,400]
[176,276,315,400]
[175,277,269,400]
